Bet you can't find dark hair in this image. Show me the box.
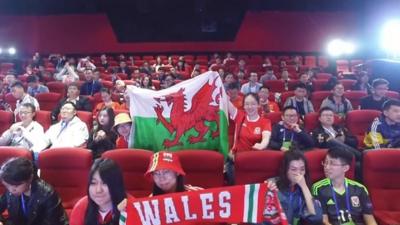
[140,75,153,88]
[0,157,34,185]
[67,82,80,89]
[97,107,115,131]
[26,75,39,83]
[383,99,400,111]
[62,101,77,111]
[372,78,389,88]
[243,93,260,105]
[152,175,185,196]
[277,150,311,191]
[327,147,353,166]
[100,87,111,94]
[282,105,298,114]
[294,83,307,90]
[84,158,126,225]
[318,106,334,117]
[226,82,240,91]
[10,81,24,89]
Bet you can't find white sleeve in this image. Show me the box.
[22,123,48,152]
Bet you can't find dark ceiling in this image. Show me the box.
[0,0,368,42]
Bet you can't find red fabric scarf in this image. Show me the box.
[120,183,288,225]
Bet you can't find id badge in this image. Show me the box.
[282,141,292,150]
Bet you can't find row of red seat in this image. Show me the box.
[0,147,397,224]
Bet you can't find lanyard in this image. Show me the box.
[330,180,352,224]
[20,194,28,218]
[283,129,294,142]
[288,187,302,224]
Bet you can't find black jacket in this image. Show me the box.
[51,96,92,122]
[311,124,358,149]
[0,178,68,225]
[268,122,314,150]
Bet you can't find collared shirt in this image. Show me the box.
[45,116,89,148]
[0,121,47,152]
[15,94,40,116]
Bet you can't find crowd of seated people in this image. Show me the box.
[0,52,399,224]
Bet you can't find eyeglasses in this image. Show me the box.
[19,111,32,115]
[321,160,345,167]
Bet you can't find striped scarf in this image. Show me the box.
[120,183,288,225]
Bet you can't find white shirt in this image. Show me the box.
[45,116,89,148]
[0,121,47,152]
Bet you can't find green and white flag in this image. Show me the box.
[127,71,229,156]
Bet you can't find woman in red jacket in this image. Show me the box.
[70,158,128,225]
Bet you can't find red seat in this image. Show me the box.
[4,93,17,111]
[318,56,329,68]
[311,91,331,111]
[315,73,332,80]
[234,150,284,185]
[46,82,66,98]
[0,110,14,134]
[363,149,400,225]
[386,90,400,100]
[343,91,368,109]
[345,110,381,148]
[336,59,350,73]
[0,147,33,195]
[100,80,113,89]
[35,110,52,131]
[175,150,224,188]
[36,92,62,111]
[304,56,317,68]
[76,111,93,130]
[38,148,92,214]
[312,79,329,91]
[304,149,355,183]
[280,91,295,107]
[339,79,357,90]
[264,80,285,93]
[102,149,153,197]
[152,80,161,90]
[264,112,282,127]
[304,112,343,132]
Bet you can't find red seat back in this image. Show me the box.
[311,91,331,111]
[363,149,400,212]
[0,110,14,134]
[175,150,224,188]
[235,150,284,184]
[386,90,400,100]
[280,91,295,107]
[315,73,332,80]
[102,149,153,197]
[76,111,93,130]
[38,148,92,210]
[304,149,355,183]
[35,110,52,130]
[4,93,17,111]
[36,92,62,111]
[343,91,368,109]
[264,80,285,93]
[346,110,381,147]
[312,79,328,91]
[263,112,282,127]
[46,82,66,98]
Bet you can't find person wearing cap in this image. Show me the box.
[0,157,68,225]
[145,151,202,197]
[45,101,89,148]
[113,113,133,148]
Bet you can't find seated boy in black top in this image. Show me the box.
[311,107,360,160]
[360,78,389,110]
[312,148,377,225]
[269,106,314,151]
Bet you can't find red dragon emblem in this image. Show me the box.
[153,77,221,148]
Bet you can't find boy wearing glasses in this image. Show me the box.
[360,78,389,110]
[312,148,377,225]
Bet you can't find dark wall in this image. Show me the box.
[0,11,360,54]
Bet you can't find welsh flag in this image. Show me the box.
[127,71,229,157]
